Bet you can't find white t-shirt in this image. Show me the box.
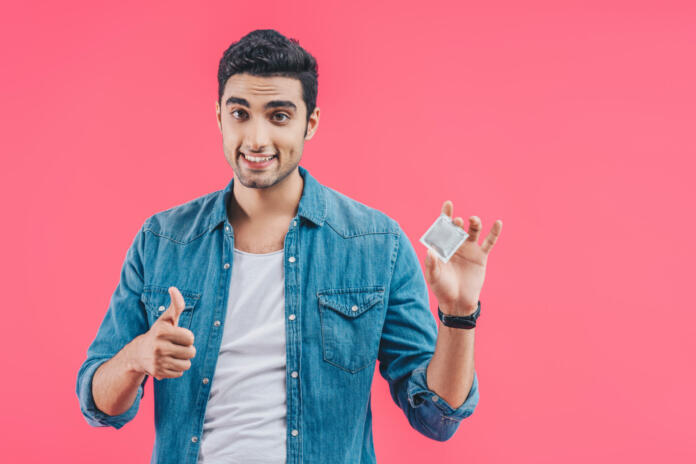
[197,247,287,463]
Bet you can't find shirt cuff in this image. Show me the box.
[76,358,144,429]
[406,363,479,421]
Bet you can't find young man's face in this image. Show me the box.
[216,73,320,189]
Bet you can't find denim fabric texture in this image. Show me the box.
[76,165,479,463]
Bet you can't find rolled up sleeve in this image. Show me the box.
[75,221,150,429]
[404,363,479,440]
[378,224,479,441]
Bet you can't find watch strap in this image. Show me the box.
[437,300,481,329]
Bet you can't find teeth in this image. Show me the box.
[242,153,275,162]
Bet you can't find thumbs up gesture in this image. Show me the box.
[131,286,196,381]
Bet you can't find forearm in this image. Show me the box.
[426,314,476,409]
[92,336,146,416]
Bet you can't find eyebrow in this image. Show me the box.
[225,96,297,111]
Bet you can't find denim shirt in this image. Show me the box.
[76,165,479,463]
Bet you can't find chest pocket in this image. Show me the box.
[140,285,201,330]
[317,286,386,374]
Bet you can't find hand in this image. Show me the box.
[129,286,196,380]
[424,200,502,316]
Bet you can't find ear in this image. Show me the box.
[304,106,320,141]
[215,100,222,133]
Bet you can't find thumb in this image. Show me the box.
[425,249,440,283]
[160,286,186,326]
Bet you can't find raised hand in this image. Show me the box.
[424,200,502,316]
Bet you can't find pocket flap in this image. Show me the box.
[317,286,385,318]
[141,285,201,314]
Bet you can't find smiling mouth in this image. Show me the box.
[238,151,278,168]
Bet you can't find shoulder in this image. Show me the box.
[142,189,222,244]
[321,184,400,238]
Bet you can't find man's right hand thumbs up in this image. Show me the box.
[128,286,197,381]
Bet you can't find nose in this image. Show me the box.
[243,118,271,153]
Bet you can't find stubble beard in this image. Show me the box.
[232,152,299,189]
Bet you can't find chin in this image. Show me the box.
[234,169,278,189]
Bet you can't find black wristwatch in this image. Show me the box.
[437,301,481,329]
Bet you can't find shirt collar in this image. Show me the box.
[208,164,327,232]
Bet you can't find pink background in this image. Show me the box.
[3,1,695,462]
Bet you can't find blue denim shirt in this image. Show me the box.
[76,165,479,463]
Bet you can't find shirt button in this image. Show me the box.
[223,263,230,269]
[288,256,296,263]
[214,320,221,327]
[291,429,299,437]
[202,378,209,384]
[432,395,439,402]
[288,314,296,321]
[225,225,230,232]
[293,220,297,226]
[291,371,298,378]
[191,436,198,443]
[158,305,166,312]
[351,305,358,312]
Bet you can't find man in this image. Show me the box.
[76,29,502,463]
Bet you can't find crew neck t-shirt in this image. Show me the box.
[197,247,287,463]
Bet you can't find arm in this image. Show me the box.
[91,338,147,416]
[426,317,476,411]
[377,225,479,442]
[75,221,150,429]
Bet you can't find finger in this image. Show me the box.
[481,219,503,254]
[424,248,441,283]
[160,368,185,379]
[160,326,195,346]
[161,357,191,372]
[163,341,197,360]
[160,286,187,326]
[465,216,482,243]
[441,200,453,219]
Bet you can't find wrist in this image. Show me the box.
[123,336,145,375]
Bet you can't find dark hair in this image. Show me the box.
[217,29,319,129]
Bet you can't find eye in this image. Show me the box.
[273,112,290,122]
[231,109,247,119]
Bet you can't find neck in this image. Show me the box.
[228,168,304,224]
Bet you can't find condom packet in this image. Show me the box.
[419,213,469,263]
